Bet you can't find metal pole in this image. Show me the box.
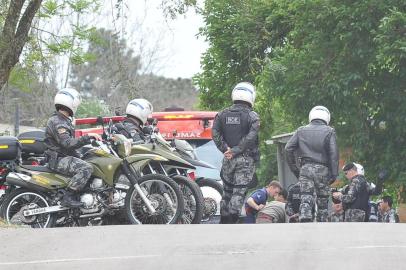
[14,100,19,136]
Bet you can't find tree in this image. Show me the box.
[0,0,42,90]
[195,0,406,187]
[261,0,406,186]
[70,28,198,113]
[194,0,293,182]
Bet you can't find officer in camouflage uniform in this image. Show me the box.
[329,201,344,222]
[333,163,369,222]
[212,82,260,224]
[378,196,399,223]
[285,106,339,222]
[44,88,101,207]
[114,99,153,142]
[286,182,301,222]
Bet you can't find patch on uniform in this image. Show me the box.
[226,116,240,125]
[57,128,67,134]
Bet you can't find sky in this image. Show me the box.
[107,1,208,79]
[45,1,208,88]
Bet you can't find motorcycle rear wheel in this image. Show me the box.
[172,175,204,224]
[125,174,184,224]
[0,188,56,228]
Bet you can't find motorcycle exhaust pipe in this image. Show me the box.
[79,208,106,218]
[6,172,48,193]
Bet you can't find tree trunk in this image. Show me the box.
[0,0,42,91]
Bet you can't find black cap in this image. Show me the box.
[342,162,356,172]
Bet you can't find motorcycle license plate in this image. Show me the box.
[23,206,65,217]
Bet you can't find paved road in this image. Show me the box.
[0,224,405,270]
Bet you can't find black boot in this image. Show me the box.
[230,214,240,224]
[220,215,230,224]
[61,190,83,208]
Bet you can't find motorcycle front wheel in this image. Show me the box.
[172,175,204,224]
[125,174,184,224]
[0,188,56,228]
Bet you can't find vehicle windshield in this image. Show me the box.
[187,140,222,180]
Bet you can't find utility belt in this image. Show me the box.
[300,158,327,167]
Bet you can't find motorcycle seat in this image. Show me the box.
[21,165,53,173]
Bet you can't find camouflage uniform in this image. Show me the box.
[44,112,93,191]
[285,119,339,222]
[114,117,145,142]
[329,211,344,222]
[344,209,365,222]
[378,209,398,223]
[341,175,368,222]
[298,164,330,222]
[212,103,260,224]
[286,183,301,222]
[221,155,255,218]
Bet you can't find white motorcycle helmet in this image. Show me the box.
[231,82,256,106]
[54,88,81,116]
[354,163,365,176]
[309,105,330,125]
[126,98,153,125]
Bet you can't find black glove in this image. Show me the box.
[80,135,92,145]
[329,176,337,185]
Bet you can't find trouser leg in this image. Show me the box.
[299,165,315,222]
[56,156,93,192]
[313,164,330,222]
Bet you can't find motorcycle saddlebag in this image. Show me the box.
[18,130,46,156]
[0,136,21,161]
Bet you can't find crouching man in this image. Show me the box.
[256,189,288,223]
[244,181,282,223]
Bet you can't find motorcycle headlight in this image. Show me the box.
[124,139,132,156]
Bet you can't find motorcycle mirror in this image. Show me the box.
[96,116,104,126]
[142,126,153,135]
[147,118,154,125]
[114,107,122,116]
[108,119,113,134]
[96,116,108,140]
[202,118,210,129]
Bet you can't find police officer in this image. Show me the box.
[285,106,339,222]
[114,98,153,142]
[332,163,369,222]
[44,88,101,207]
[212,82,260,224]
[329,201,344,222]
[286,182,301,222]
[353,162,387,221]
[378,196,399,223]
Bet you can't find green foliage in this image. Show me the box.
[76,99,110,118]
[8,67,37,93]
[196,0,406,190]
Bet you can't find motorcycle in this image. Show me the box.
[126,125,202,224]
[0,126,184,228]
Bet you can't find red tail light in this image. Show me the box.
[0,168,7,175]
[0,185,6,190]
[187,171,196,181]
[31,161,40,166]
